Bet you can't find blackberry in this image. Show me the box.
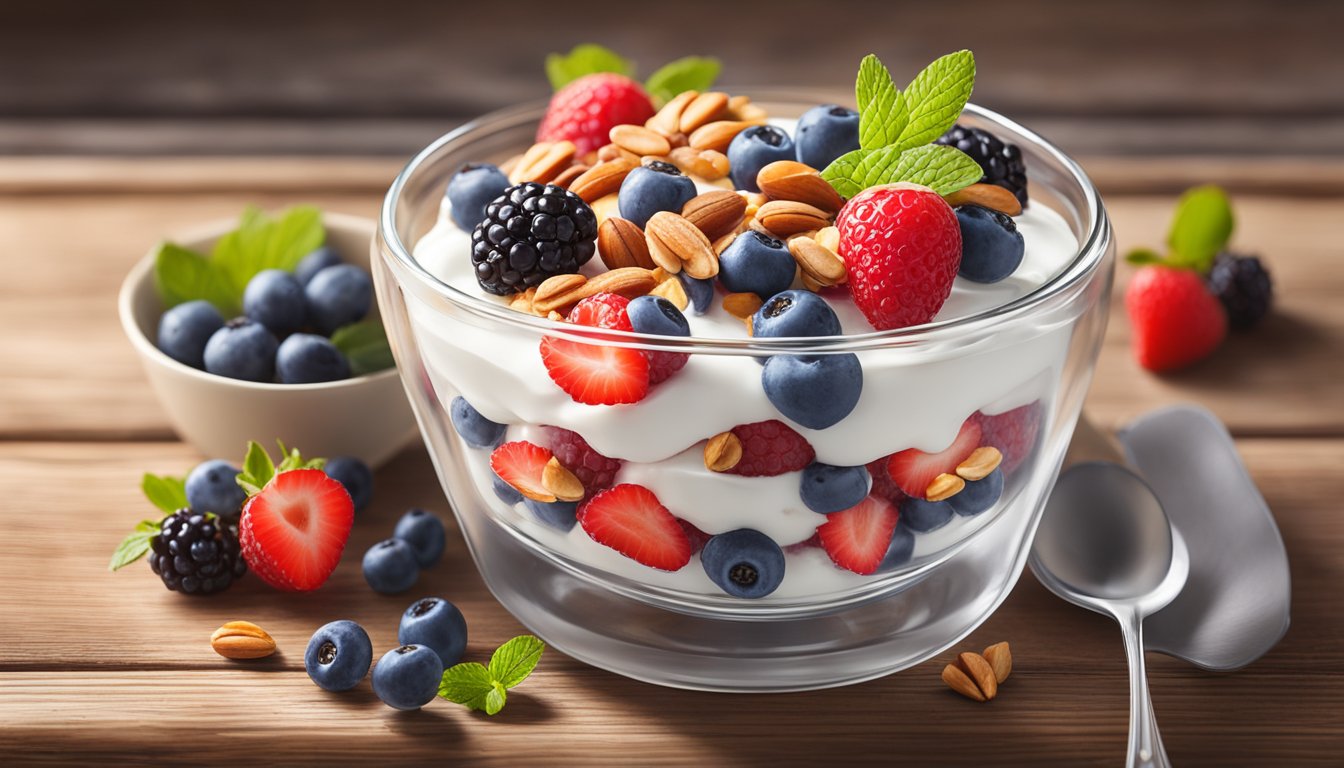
[148,510,246,595]
[935,124,1029,207]
[470,182,597,296]
[1207,253,1273,330]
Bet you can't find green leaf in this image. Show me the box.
[1125,248,1166,266]
[644,56,721,107]
[330,320,395,376]
[822,144,983,199]
[545,44,633,91]
[211,206,324,302]
[275,440,326,473]
[153,242,238,315]
[856,54,906,151]
[109,519,161,571]
[488,634,545,689]
[438,662,496,711]
[1166,185,1234,273]
[141,473,188,514]
[237,441,275,496]
[893,50,975,152]
[484,682,507,716]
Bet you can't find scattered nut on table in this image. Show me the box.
[941,641,1012,701]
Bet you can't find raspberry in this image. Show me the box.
[545,427,623,500]
[974,403,1043,475]
[148,510,247,595]
[727,420,816,477]
[1207,253,1272,331]
[866,457,907,504]
[935,124,1029,207]
[471,182,597,296]
[537,73,656,155]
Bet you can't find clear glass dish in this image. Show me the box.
[373,98,1114,691]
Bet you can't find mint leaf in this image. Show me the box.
[438,662,496,711]
[141,473,188,514]
[330,320,395,376]
[644,56,721,107]
[485,682,507,716]
[856,54,906,150]
[211,206,324,303]
[822,144,982,199]
[237,441,275,496]
[545,44,633,91]
[153,242,238,315]
[1125,248,1165,266]
[109,519,161,571]
[1167,185,1233,273]
[893,50,975,152]
[487,634,545,688]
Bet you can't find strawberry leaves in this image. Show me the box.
[544,43,720,107]
[1125,185,1236,273]
[237,440,325,496]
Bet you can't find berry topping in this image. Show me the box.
[935,124,1029,207]
[617,161,697,228]
[899,497,954,532]
[817,495,900,575]
[1125,265,1227,372]
[362,538,420,595]
[751,290,843,338]
[147,510,247,595]
[524,499,580,531]
[577,484,693,571]
[679,519,713,554]
[865,456,908,504]
[447,163,511,232]
[537,73,656,156]
[886,418,982,499]
[472,182,598,296]
[238,468,355,592]
[717,230,796,300]
[626,294,690,384]
[677,272,716,316]
[725,420,816,477]
[878,524,917,572]
[955,205,1025,284]
[545,426,623,500]
[973,402,1041,474]
[799,462,872,515]
[761,353,863,430]
[305,620,373,692]
[727,125,795,193]
[489,441,557,502]
[947,468,1004,517]
[157,299,224,370]
[837,184,963,331]
[795,104,861,170]
[1208,253,1273,331]
[701,529,786,599]
[540,293,650,405]
[398,597,469,668]
[449,395,508,449]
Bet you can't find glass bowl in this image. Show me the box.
[373,98,1114,692]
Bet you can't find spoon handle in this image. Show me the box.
[1120,610,1171,767]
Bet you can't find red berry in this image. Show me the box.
[725,420,816,477]
[678,519,713,555]
[973,402,1042,474]
[489,441,556,502]
[886,418,983,499]
[541,293,650,405]
[577,484,692,571]
[545,426,622,500]
[817,495,900,575]
[567,292,633,330]
[783,532,823,554]
[537,73,656,156]
[865,456,908,504]
[646,349,689,385]
[238,469,354,592]
[1125,265,1227,372]
[836,184,962,330]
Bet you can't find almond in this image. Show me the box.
[727,95,769,122]
[551,163,589,190]
[926,472,966,502]
[210,621,277,660]
[983,642,1013,684]
[667,146,730,180]
[712,230,741,255]
[815,225,840,253]
[944,182,1023,216]
[789,235,847,287]
[610,124,672,157]
[597,143,638,164]
[649,275,689,311]
[957,446,1004,481]
[646,90,699,136]
[532,273,589,314]
[958,652,999,700]
[586,267,659,299]
[722,292,763,320]
[688,120,760,153]
[754,200,833,238]
[598,217,655,270]
[703,431,743,472]
[645,211,719,279]
[679,91,730,133]
[508,287,537,314]
[542,457,585,502]
[509,140,576,184]
[942,662,987,702]
[682,190,748,241]
[757,161,845,212]
[570,158,638,203]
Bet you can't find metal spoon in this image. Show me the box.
[1031,462,1190,768]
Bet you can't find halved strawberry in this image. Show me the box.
[577,484,692,571]
[541,293,650,405]
[816,495,900,575]
[239,469,354,592]
[489,441,556,502]
[886,418,983,499]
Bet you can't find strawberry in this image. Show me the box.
[540,293,650,405]
[238,469,354,592]
[817,495,900,575]
[783,532,822,555]
[537,73,656,156]
[577,484,692,571]
[886,418,983,499]
[545,426,622,500]
[678,519,713,555]
[1125,265,1227,372]
[973,402,1042,474]
[865,456,908,504]
[489,441,556,502]
[725,420,816,477]
[836,184,962,330]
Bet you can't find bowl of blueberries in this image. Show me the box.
[118,207,418,468]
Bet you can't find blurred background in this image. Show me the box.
[2,0,1339,161]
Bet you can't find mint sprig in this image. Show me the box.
[330,320,395,376]
[438,635,545,715]
[544,44,720,107]
[823,144,984,199]
[237,440,324,496]
[109,519,162,571]
[141,472,188,514]
[644,56,721,107]
[1125,185,1235,273]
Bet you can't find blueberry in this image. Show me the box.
[617,161,697,228]
[363,538,420,594]
[398,597,468,667]
[956,205,1025,284]
[947,468,1004,517]
[325,456,373,512]
[185,460,245,516]
[728,125,795,192]
[717,231,795,300]
[203,318,278,382]
[761,354,862,430]
[492,475,524,505]
[799,463,870,514]
[877,524,917,573]
[243,269,307,336]
[276,333,351,384]
[304,620,373,692]
[371,644,444,711]
[157,300,224,369]
[294,246,342,286]
[393,509,447,568]
[304,264,373,335]
[524,499,578,531]
[794,105,861,169]
[449,396,507,449]
[701,529,785,599]
[677,272,715,315]
[447,163,512,232]
[627,295,690,337]
[900,497,954,532]
[752,290,842,338]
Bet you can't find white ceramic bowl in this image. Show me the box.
[119,212,418,468]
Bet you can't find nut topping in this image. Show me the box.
[644,211,720,279]
[688,120,761,153]
[788,235,848,287]
[597,217,655,270]
[210,621,277,660]
[944,183,1023,216]
[542,457,586,502]
[679,91,730,133]
[649,275,689,311]
[666,146,731,180]
[569,158,638,203]
[509,140,577,184]
[756,160,845,212]
[956,446,1004,481]
[646,90,699,136]
[722,292,763,320]
[681,190,748,241]
[754,200,833,238]
[704,431,744,472]
[925,472,966,502]
[610,124,673,157]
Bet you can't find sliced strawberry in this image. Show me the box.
[489,441,556,502]
[726,420,816,477]
[239,469,354,592]
[886,418,983,499]
[577,484,692,571]
[541,293,650,405]
[816,495,900,575]
[544,426,622,501]
[973,402,1042,474]
[678,519,712,555]
[866,456,908,504]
